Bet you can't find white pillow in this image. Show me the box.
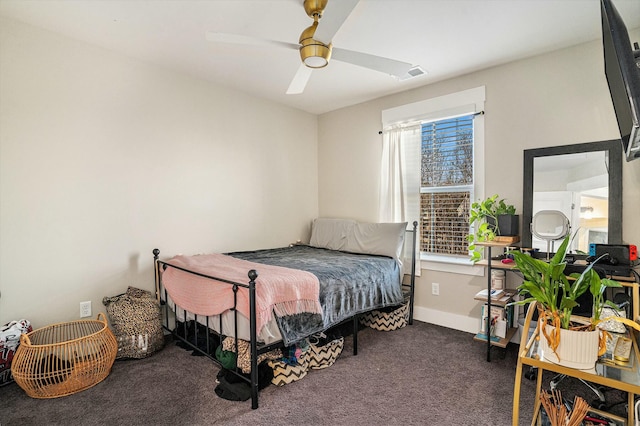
[309,218,356,251]
[344,221,408,259]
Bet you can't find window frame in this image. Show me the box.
[382,87,485,275]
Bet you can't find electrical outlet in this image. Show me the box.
[80,301,92,318]
[432,283,440,296]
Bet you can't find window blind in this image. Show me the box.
[421,116,473,187]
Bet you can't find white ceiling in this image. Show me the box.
[1,0,639,115]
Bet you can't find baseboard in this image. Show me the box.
[412,306,478,334]
[412,306,522,344]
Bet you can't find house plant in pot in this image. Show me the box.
[467,194,518,263]
[510,234,639,370]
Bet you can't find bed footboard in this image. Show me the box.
[153,250,264,408]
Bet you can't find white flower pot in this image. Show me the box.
[539,325,600,370]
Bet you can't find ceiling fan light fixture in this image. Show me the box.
[299,21,331,68]
[300,42,332,68]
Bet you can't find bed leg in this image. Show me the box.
[248,269,259,410]
[409,220,418,325]
[153,248,161,302]
[352,315,358,356]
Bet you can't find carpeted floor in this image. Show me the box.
[0,320,631,425]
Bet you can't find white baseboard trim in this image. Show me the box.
[412,306,478,334]
[412,306,522,344]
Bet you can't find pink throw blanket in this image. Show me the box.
[161,253,322,332]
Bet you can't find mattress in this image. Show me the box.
[162,290,283,345]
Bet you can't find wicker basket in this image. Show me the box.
[11,313,117,398]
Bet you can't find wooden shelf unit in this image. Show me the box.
[474,241,516,361]
[473,327,518,349]
[473,290,518,348]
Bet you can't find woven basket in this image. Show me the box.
[359,303,409,331]
[11,313,117,398]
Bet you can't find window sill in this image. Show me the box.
[420,254,485,276]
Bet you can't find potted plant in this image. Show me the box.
[510,234,639,369]
[467,194,518,263]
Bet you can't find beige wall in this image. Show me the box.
[318,30,640,332]
[0,18,319,328]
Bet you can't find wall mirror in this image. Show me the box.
[522,140,623,254]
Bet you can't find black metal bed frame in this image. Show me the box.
[153,221,418,409]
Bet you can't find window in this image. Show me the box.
[381,87,485,271]
[420,115,474,257]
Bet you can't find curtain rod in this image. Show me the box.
[377,110,484,134]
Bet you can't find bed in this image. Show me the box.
[153,219,418,409]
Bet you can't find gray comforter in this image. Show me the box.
[228,245,403,346]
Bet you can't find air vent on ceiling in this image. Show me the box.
[398,65,427,81]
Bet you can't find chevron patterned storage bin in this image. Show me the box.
[360,303,409,331]
[308,337,344,370]
[268,352,309,386]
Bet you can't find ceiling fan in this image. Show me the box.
[206,0,418,94]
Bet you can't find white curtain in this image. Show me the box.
[379,124,422,275]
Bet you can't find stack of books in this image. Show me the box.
[475,289,516,339]
[475,288,504,299]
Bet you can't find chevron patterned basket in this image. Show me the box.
[308,337,344,370]
[268,351,309,386]
[269,336,345,385]
[360,303,409,331]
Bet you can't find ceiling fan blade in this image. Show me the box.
[206,32,298,51]
[313,0,360,44]
[286,64,313,95]
[331,47,413,77]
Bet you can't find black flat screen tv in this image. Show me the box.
[601,0,640,162]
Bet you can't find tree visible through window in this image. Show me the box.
[420,115,474,256]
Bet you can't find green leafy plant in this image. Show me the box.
[467,194,516,263]
[509,233,639,356]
